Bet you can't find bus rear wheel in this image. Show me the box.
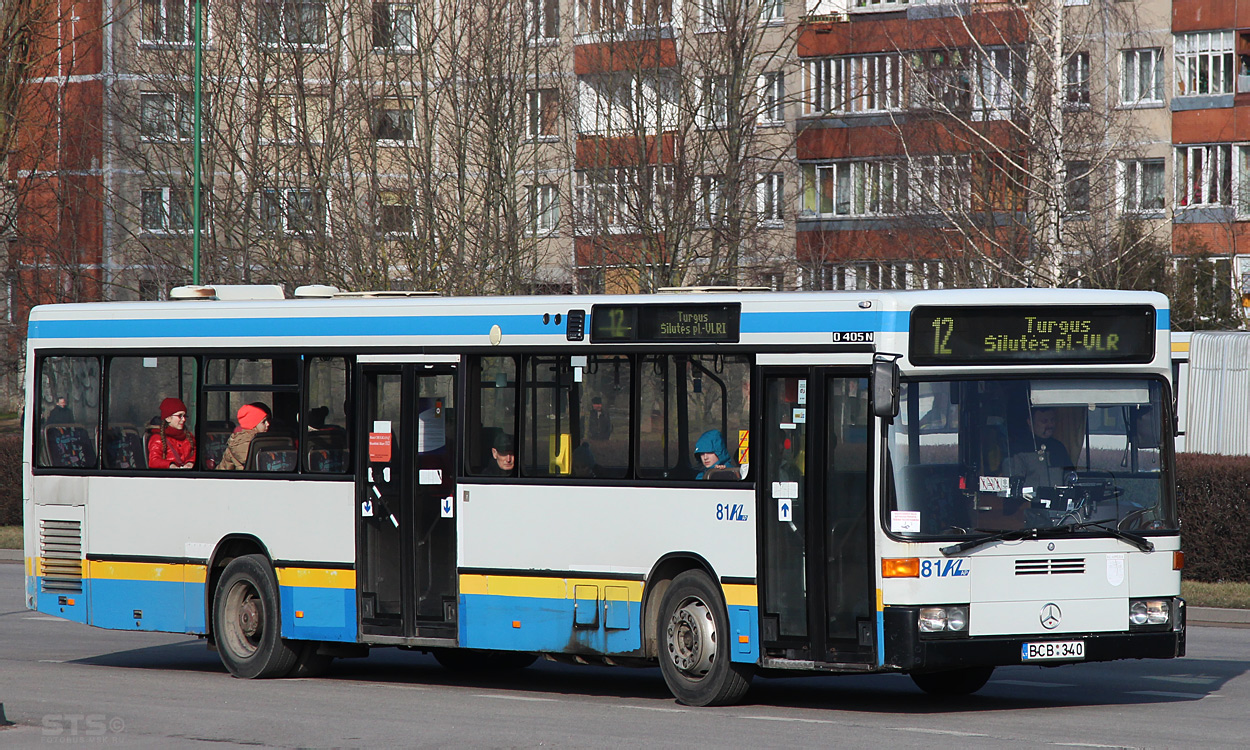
[910,666,994,696]
[657,570,753,706]
[213,554,299,678]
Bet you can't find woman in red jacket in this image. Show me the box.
[148,397,196,469]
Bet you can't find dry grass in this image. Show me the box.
[1182,580,1250,610]
[0,525,20,550]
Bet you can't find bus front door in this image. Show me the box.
[759,370,877,666]
[357,364,458,641]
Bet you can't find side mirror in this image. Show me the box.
[872,358,900,419]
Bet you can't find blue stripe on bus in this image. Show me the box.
[459,592,760,663]
[1157,309,1169,330]
[27,314,550,340]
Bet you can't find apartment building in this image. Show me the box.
[5,0,1246,357]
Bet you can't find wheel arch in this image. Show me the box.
[641,552,721,659]
[204,534,273,643]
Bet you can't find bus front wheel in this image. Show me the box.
[657,570,753,706]
[910,666,994,696]
[213,554,299,678]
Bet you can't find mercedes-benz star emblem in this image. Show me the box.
[1040,603,1062,630]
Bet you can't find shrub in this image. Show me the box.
[1177,453,1250,583]
[0,434,20,526]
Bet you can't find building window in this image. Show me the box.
[1121,48,1164,105]
[1120,159,1165,213]
[578,74,636,134]
[259,0,326,46]
[699,0,726,30]
[528,89,560,139]
[374,101,413,142]
[1175,31,1234,97]
[259,94,326,144]
[760,0,783,22]
[141,188,194,234]
[575,165,672,230]
[577,0,672,34]
[803,54,902,115]
[854,0,909,9]
[758,173,783,223]
[140,92,210,141]
[759,72,784,124]
[529,184,560,234]
[911,155,970,213]
[1065,51,1090,107]
[701,76,730,128]
[800,160,908,218]
[699,175,726,226]
[974,47,1025,120]
[909,49,971,112]
[1235,145,1250,217]
[372,3,415,49]
[377,192,414,235]
[1176,144,1232,208]
[261,188,326,234]
[141,0,208,45]
[1065,161,1090,215]
[527,0,559,41]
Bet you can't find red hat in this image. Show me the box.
[237,404,267,430]
[160,398,187,420]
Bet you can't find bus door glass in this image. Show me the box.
[760,369,875,664]
[357,364,458,639]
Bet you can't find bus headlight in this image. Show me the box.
[919,605,969,634]
[1129,598,1171,628]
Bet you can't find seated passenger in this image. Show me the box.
[483,432,516,476]
[217,403,270,471]
[694,429,738,480]
[571,441,597,478]
[1005,406,1074,488]
[148,397,196,469]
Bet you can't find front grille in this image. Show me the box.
[1015,557,1085,576]
[39,519,83,593]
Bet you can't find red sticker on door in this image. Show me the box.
[369,432,392,463]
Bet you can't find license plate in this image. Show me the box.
[1022,640,1085,661]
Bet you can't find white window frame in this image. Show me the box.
[801,159,909,218]
[372,2,415,50]
[1235,144,1250,218]
[1065,51,1090,109]
[1118,158,1166,214]
[803,54,903,115]
[974,47,1024,121]
[757,172,784,224]
[760,0,784,23]
[528,88,560,140]
[758,72,784,125]
[141,0,209,46]
[578,74,636,135]
[140,91,210,141]
[575,166,671,231]
[258,0,327,48]
[1121,48,1164,105]
[260,187,327,234]
[529,184,560,235]
[700,0,726,31]
[910,155,970,213]
[700,75,730,128]
[1175,31,1235,97]
[1065,160,1091,216]
[527,0,559,42]
[576,0,672,35]
[1176,144,1232,209]
[699,175,726,227]
[141,187,194,234]
[851,0,909,13]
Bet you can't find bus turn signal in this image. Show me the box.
[882,558,920,578]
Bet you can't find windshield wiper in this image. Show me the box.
[1048,518,1155,553]
[940,518,1155,556]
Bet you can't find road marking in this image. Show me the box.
[1051,743,1130,748]
[1127,690,1219,700]
[738,716,838,725]
[23,616,66,621]
[1143,674,1219,686]
[995,679,1076,688]
[38,659,65,663]
[473,694,558,702]
[894,728,990,737]
[616,705,687,714]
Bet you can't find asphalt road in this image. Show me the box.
[0,561,1246,749]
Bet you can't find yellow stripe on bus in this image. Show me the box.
[275,567,356,589]
[459,574,644,601]
[722,583,758,607]
[1172,341,1190,353]
[85,560,207,583]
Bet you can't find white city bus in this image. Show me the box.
[23,286,1184,705]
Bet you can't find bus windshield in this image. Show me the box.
[886,377,1176,539]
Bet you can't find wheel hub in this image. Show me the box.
[666,598,716,678]
[238,596,261,638]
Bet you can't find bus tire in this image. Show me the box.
[910,666,994,696]
[212,554,299,679]
[657,570,753,707]
[288,642,334,678]
[433,648,537,671]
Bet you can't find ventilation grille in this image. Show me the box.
[1015,557,1085,576]
[39,519,83,592]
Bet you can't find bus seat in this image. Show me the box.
[105,424,145,469]
[202,421,235,469]
[549,432,571,475]
[43,424,97,468]
[246,434,296,471]
[308,448,348,473]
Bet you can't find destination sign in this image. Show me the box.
[909,305,1156,365]
[590,304,740,343]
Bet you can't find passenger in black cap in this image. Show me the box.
[485,432,516,476]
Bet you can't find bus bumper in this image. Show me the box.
[882,605,1186,672]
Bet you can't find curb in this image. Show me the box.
[1189,606,1250,625]
[0,549,21,563]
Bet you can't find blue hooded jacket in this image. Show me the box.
[694,429,734,479]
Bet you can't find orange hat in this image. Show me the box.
[237,404,267,430]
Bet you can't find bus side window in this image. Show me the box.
[105,356,197,470]
[522,355,572,477]
[305,356,350,474]
[637,354,750,481]
[468,356,518,476]
[37,356,101,469]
